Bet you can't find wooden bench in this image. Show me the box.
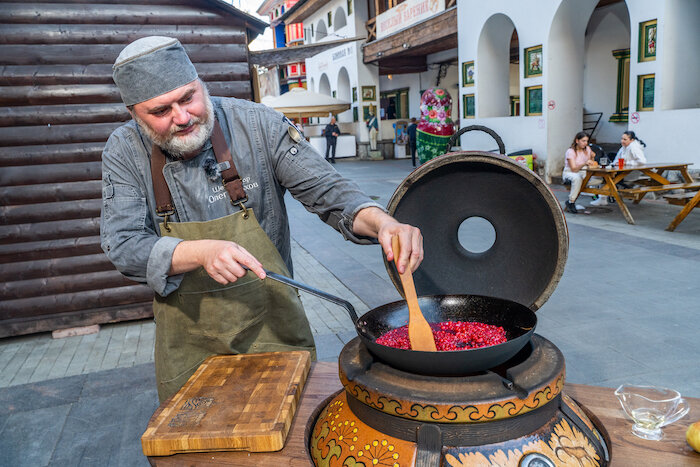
[619,181,700,195]
[664,189,700,231]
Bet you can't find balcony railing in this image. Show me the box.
[366,17,377,42]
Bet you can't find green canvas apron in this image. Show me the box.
[150,121,315,403]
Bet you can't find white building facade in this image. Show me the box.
[300,0,380,148]
[300,0,460,154]
[456,0,700,179]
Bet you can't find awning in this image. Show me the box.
[263,87,351,118]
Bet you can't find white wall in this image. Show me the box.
[662,0,700,110]
[457,0,560,162]
[456,0,700,175]
[477,14,515,118]
[582,2,630,143]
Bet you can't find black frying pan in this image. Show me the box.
[264,270,536,376]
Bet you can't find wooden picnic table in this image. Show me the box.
[576,162,699,225]
[147,361,700,466]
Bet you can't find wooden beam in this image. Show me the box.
[378,56,427,75]
[0,199,102,225]
[363,7,457,63]
[0,217,101,245]
[0,303,153,339]
[0,3,227,25]
[2,285,154,320]
[0,143,104,166]
[0,236,102,264]
[0,43,248,66]
[249,36,365,67]
[0,24,246,45]
[0,62,250,86]
[0,253,112,282]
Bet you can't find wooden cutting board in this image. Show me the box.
[141,351,311,457]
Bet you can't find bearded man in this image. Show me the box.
[101,37,424,402]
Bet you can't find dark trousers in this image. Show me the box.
[409,140,417,166]
[325,139,337,162]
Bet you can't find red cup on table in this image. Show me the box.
[618,157,625,169]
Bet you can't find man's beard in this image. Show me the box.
[134,84,215,160]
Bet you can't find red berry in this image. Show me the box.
[375,321,507,351]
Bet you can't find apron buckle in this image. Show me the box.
[235,200,249,219]
[157,209,176,232]
[231,196,249,219]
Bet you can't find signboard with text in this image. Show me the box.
[376,0,445,40]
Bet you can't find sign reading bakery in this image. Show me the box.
[376,0,445,40]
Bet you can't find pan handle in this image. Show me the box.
[263,269,360,323]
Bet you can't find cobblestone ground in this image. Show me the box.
[0,240,366,388]
[1,158,699,467]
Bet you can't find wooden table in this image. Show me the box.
[147,362,700,466]
[576,162,699,224]
[664,189,700,231]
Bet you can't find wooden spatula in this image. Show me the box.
[391,236,437,352]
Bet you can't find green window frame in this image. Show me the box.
[463,94,475,119]
[637,74,655,111]
[610,48,630,122]
[328,11,332,27]
[347,0,353,15]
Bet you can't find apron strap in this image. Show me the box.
[211,121,247,206]
[149,119,248,228]
[150,145,175,218]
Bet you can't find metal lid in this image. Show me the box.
[384,151,568,310]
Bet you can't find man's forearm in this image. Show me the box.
[352,206,392,238]
[170,240,204,275]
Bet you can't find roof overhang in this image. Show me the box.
[277,0,320,25]
[363,6,457,73]
[250,36,365,67]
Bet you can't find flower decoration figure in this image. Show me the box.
[417,87,455,164]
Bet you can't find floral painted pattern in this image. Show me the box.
[444,418,602,467]
[310,393,415,467]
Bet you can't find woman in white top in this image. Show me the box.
[591,131,647,206]
[562,131,597,214]
[613,130,647,167]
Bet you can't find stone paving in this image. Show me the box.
[1,157,699,467]
[0,239,365,389]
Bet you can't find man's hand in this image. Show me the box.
[353,207,423,274]
[170,239,266,284]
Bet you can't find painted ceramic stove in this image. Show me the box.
[308,335,610,467]
[308,149,608,466]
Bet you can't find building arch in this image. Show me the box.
[336,67,352,122]
[318,73,331,96]
[546,0,621,178]
[476,13,518,118]
[334,7,347,31]
[316,19,327,41]
[582,1,630,143]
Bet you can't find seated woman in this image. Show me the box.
[591,131,647,206]
[562,131,597,214]
[613,130,647,167]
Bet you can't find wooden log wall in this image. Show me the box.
[0,0,259,337]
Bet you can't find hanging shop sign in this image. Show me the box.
[376,0,445,40]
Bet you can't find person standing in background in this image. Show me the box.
[323,116,340,163]
[367,111,378,151]
[407,117,417,167]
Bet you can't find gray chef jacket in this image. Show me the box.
[100,97,382,297]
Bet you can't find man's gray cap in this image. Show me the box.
[112,36,198,106]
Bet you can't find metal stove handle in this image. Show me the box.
[261,269,360,323]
